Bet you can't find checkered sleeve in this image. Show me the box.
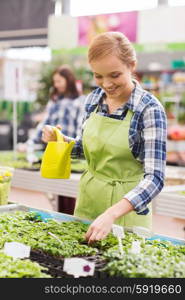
[124,104,167,215]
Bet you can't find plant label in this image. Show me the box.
[131,241,141,254]
[112,224,125,238]
[63,258,95,278]
[4,242,31,259]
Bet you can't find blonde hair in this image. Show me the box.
[88,31,137,67]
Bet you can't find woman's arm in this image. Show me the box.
[85,198,133,243]
[123,104,167,215]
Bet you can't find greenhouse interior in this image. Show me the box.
[0,0,185,281]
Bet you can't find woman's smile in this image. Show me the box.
[105,86,119,94]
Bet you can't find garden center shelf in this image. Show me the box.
[154,165,185,220]
[12,166,185,196]
[167,140,185,152]
[153,191,185,219]
[12,169,80,197]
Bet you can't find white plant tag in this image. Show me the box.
[4,242,31,259]
[118,237,124,257]
[112,225,125,257]
[131,241,141,254]
[112,224,125,238]
[63,258,95,278]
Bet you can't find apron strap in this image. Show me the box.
[123,108,134,122]
[87,166,142,184]
[94,104,99,113]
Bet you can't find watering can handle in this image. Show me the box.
[53,127,64,142]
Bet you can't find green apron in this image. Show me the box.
[74,107,152,230]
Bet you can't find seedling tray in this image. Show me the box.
[0,204,184,278]
[30,249,107,278]
[0,204,109,278]
[0,204,184,245]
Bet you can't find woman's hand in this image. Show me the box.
[85,212,115,244]
[42,124,62,143]
[85,198,134,244]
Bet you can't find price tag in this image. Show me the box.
[112,224,125,238]
[131,241,141,254]
[63,258,95,278]
[4,242,31,259]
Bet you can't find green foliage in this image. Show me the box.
[177,111,185,124]
[180,92,185,105]
[0,252,50,278]
[177,93,185,124]
[0,211,98,258]
[103,235,185,278]
[71,158,87,172]
[0,101,34,123]
[0,211,184,278]
[0,152,40,170]
[0,151,87,172]
[0,182,11,206]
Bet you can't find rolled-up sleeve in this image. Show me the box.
[124,105,167,215]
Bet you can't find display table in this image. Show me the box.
[11,169,81,214]
[153,165,185,220]
[165,165,185,181]
[12,166,184,197]
[12,169,81,198]
[11,167,185,219]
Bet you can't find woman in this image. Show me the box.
[42,32,167,243]
[29,65,84,146]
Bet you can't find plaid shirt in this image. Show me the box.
[71,80,167,215]
[30,95,85,144]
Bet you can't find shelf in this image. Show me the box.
[154,191,185,220]
[12,169,81,198]
[167,140,185,152]
[11,166,185,220]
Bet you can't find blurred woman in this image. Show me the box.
[29,65,84,146]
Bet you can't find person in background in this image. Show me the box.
[42,32,167,243]
[17,65,85,158]
[29,65,84,145]
[20,65,85,214]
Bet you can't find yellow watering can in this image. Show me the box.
[40,127,75,179]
